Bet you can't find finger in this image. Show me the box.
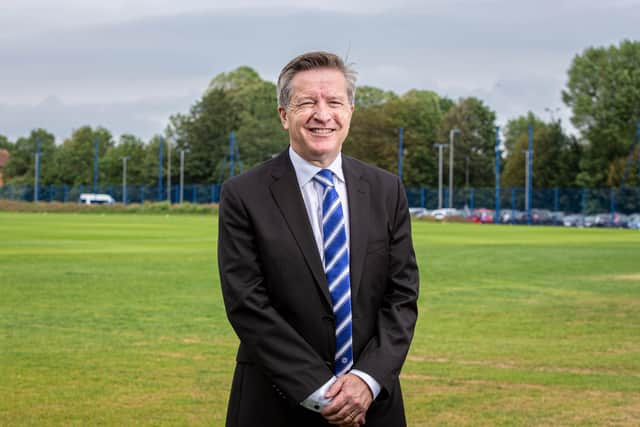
[321,392,348,417]
[325,375,346,399]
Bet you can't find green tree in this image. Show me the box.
[354,85,398,108]
[438,97,497,187]
[0,134,12,150]
[3,129,56,185]
[169,87,239,184]
[562,39,640,187]
[100,134,147,185]
[51,127,114,185]
[502,117,581,189]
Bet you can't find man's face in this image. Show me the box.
[278,68,354,167]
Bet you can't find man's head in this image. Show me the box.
[277,52,357,167]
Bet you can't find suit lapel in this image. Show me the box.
[268,151,332,309]
[343,157,370,300]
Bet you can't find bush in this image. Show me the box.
[0,200,218,215]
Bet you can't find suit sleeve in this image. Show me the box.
[352,176,419,397]
[217,180,334,402]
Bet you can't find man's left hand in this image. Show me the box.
[321,373,373,426]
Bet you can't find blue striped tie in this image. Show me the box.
[314,169,353,376]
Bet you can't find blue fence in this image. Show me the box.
[2,183,639,216]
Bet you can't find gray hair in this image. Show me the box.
[277,51,357,109]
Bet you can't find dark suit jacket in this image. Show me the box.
[218,150,419,427]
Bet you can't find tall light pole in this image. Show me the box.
[166,136,172,202]
[465,155,470,189]
[522,149,530,215]
[179,149,186,204]
[34,138,41,202]
[448,128,461,208]
[93,136,99,194]
[121,157,129,205]
[434,143,448,209]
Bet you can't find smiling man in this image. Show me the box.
[218,51,419,427]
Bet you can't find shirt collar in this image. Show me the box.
[288,146,345,187]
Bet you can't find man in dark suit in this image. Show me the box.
[218,51,419,427]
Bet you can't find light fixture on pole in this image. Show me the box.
[434,143,448,209]
[448,128,461,208]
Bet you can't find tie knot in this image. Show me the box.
[314,169,335,188]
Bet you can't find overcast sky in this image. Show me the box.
[1,0,638,142]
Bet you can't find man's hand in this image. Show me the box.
[320,373,373,426]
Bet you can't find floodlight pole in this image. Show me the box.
[527,124,533,225]
[121,157,129,205]
[158,136,163,201]
[434,143,448,209]
[448,128,460,208]
[167,137,171,202]
[465,155,470,189]
[522,149,530,215]
[179,149,185,204]
[495,126,502,224]
[34,138,41,202]
[93,136,99,194]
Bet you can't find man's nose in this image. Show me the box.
[312,103,332,122]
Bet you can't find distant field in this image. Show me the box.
[1,213,638,426]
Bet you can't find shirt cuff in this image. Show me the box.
[300,376,337,412]
[350,369,381,399]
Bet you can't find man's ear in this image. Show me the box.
[278,106,289,130]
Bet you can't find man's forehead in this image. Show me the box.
[290,68,348,94]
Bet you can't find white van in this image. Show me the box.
[79,193,115,205]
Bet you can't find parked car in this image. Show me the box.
[563,214,582,227]
[430,208,461,220]
[531,209,554,225]
[79,193,115,205]
[469,208,495,224]
[627,213,640,229]
[583,215,598,227]
[500,209,526,224]
[409,207,430,218]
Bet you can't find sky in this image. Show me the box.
[1,0,638,142]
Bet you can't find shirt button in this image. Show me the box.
[341,357,348,364]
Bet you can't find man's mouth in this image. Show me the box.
[309,128,335,134]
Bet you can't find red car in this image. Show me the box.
[469,208,496,224]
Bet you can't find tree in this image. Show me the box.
[502,116,581,189]
[354,85,398,108]
[562,39,640,187]
[170,87,239,184]
[100,134,147,185]
[438,97,497,187]
[0,135,12,150]
[51,126,114,185]
[3,129,56,185]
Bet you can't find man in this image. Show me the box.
[218,51,419,427]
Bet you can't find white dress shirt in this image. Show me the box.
[288,147,381,412]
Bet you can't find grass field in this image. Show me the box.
[1,212,639,426]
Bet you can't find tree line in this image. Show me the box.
[1,40,639,189]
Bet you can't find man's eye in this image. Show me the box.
[299,101,314,107]
[329,101,343,107]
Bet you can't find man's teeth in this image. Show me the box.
[310,128,334,134]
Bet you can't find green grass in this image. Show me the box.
[1,213,639,426]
